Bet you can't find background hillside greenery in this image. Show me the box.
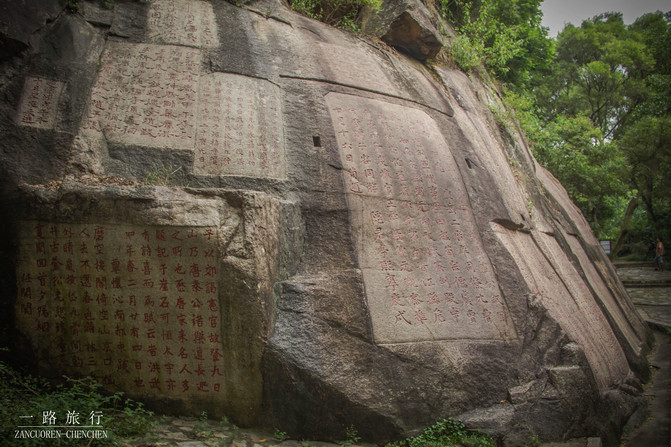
[442,0,671,259]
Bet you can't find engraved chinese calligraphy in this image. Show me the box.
[326,93,509,344]
[80,41,287,180]
[147,0,219,48]
[16,222,224,397]
[82,42,201,149]
[16,77,64,129]
[195,74,285,179]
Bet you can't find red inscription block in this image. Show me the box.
[16,222,224,397]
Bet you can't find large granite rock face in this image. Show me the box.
[0,0,651,445]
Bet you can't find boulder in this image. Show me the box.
[361,0,447,60]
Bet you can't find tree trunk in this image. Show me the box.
[612,195,639,258]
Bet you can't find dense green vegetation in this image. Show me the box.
[443,1,671,259]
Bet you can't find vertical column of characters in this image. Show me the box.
[230,82,248,170]
[169,46,199,144]
[191,226,222,394]
[331,105,361,194]
[17,224,54,349]
[149,0,179,43]
[36,80,62,127]
[113,227,149,390]
[18,77,45,126]
[82,55,116,132]
[242,89,259,172]
[195,75,216,172]
[61,225,102,371]
[199,4,218,47]
[256,81,283,177]
[182,5,200,47]
[83,224,121,387]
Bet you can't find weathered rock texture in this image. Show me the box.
[0,0,651,445]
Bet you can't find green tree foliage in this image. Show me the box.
[620,115,671,234]
[441,0,555,87]
[288,0,381,31]
[535,13,654,140]
[524,10,671,252]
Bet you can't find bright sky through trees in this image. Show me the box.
[541,0,670,36]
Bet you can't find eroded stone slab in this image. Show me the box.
[565,233,646,354]
[537,166,600,246]
[491,223,630,389]
[147,0,219,48]
[317,42,398,96]
[16,222,225,398]
[327,92,509,344]
[82,42,201,149]
[15,77,64,129]
[195,74,285,179]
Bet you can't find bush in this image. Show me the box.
[288,0,381,31]
[1,358,155,446]
[386,418,495,447]
[449,34,483,72]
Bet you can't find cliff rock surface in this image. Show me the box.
[0,0,651,445]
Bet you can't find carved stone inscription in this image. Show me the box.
[491,224,629,389]
[82,42,201,149]
[148,0,219,48]
[195,74,285,179]
[16,77,64,129]
[16,222,224,397]
[326,93,508,344]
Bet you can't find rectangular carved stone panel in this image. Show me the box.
[491,224,630,390]
[80,42,287,180]
[327,92,510,344]
[82,42,201,149]
[195,74,286,179]
[16,77,64,129]
[147,0,219,48]
[16,222,224,398]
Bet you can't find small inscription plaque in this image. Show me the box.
[195,74,285,179]
[147,0,219,48]
[16,77,64,129]
[327,93,508,344]
[82,42,201,149]
[16,222,224,397]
